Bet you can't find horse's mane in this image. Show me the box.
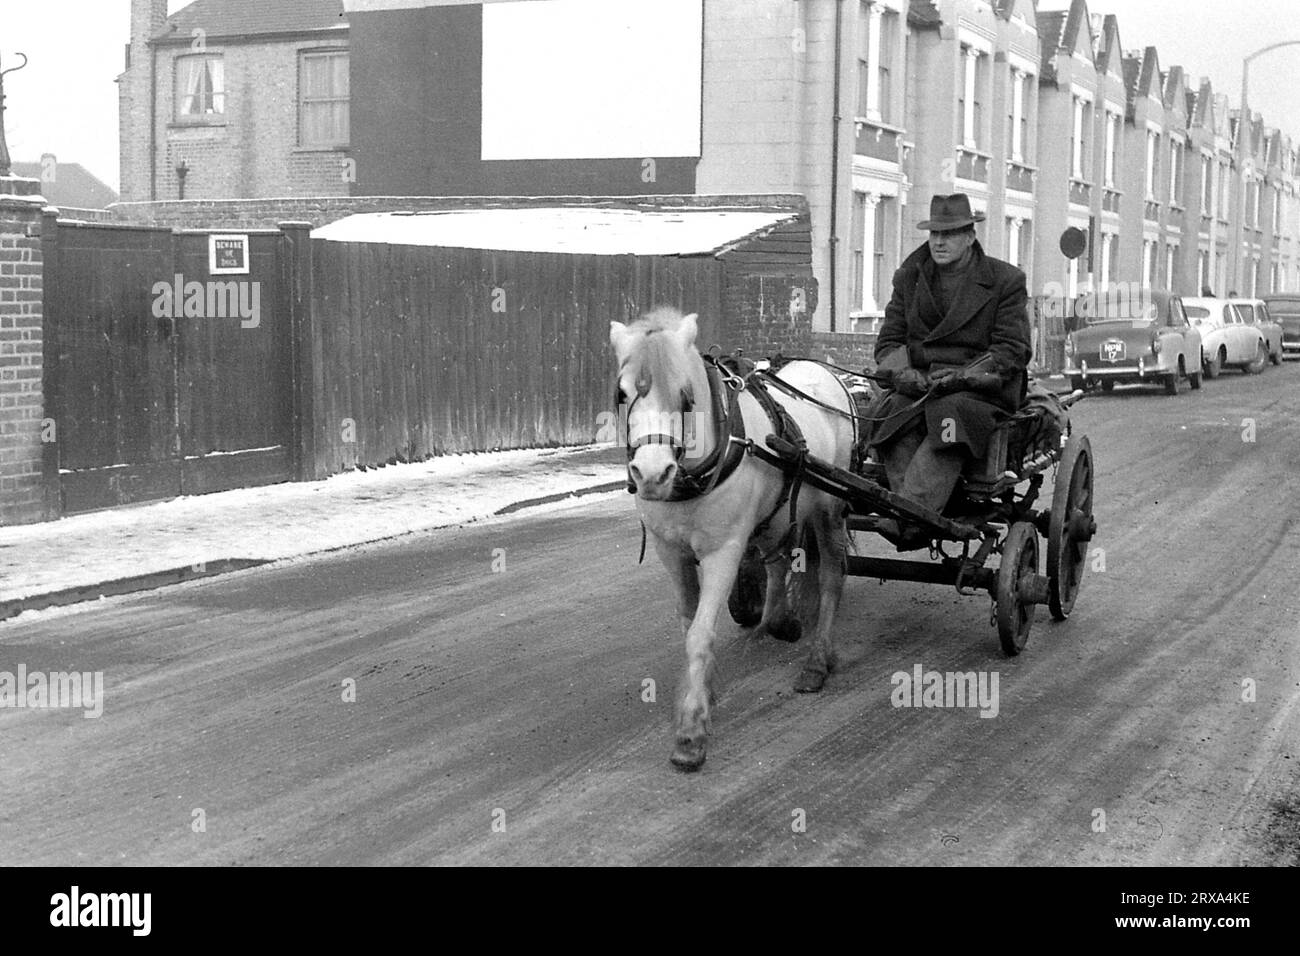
[623,308,697,400]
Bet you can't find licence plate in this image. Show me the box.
[1100,340,1126,362]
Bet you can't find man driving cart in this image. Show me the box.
[866,193,1033,551]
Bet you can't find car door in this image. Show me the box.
[1224,304,1251,362]
[1232,304,1263,356]
[1169,296,1199,370]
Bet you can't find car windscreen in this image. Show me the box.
[1265,298,1300,317]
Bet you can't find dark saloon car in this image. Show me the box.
[1261,294,1300,357]
[1063,288,1203,395]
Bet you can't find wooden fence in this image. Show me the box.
[304,241,725,475]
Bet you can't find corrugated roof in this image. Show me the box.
[158,0,346,41]
[9,161,118,209]
[311,207,802,256]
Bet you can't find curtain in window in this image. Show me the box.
[177,56,202,116]
[301,54,350,146]
[206,57,225,113]
[176,56,224,117]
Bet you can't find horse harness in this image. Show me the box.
[623,351,817,561]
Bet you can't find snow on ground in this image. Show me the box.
[0,444,626,602]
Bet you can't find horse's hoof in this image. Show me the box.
[793,668,828,693]
[767,616,803,643]
[670,737,707,772]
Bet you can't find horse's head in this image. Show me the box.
[609,308,702,500]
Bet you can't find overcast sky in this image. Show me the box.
[4,0,1300,194]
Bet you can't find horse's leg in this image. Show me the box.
[793,501,849,693]
[671,537,746,772]
[757,547,802,643]
[651,535,700,639]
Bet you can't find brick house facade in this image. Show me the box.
[119,0,351,203]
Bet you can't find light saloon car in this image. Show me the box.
[1261,294,1300,357]
[1230,297,1285,365]
[1181,297,1270,377]
[1063,289,1203,395]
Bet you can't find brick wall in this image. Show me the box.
[0,180,49,525]
[722,271,817,357]
[808,331,878,371]
[122,30,352,203]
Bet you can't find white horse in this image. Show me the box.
[609,307,857,771]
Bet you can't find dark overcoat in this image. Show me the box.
[866,240,1032,458]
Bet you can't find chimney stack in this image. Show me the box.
[119,0,168,202]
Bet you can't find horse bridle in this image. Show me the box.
[617,367,697,463]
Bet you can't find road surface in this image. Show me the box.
[2,364,1299,865]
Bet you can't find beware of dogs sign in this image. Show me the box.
[209,234,250,275]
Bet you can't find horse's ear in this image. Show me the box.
[609,321,631,356]
[677,313,699,348]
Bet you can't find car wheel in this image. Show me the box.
[1244,340,1267,374]
[1100,380,1115,393]
[1270,341,1283,365]
[1203,349,1222,379]
[1163,371,1182,396]
[1069,375,1085,392]
[1188,369,1202,389]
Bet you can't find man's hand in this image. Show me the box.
[929,367,1003,396]
[894,367,929,398]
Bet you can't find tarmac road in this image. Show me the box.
[2,362,1299,865]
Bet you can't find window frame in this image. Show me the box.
[173,52,226,124]
[298,49,351,149]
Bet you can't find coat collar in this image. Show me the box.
[905,239,996,342]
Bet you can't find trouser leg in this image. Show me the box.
[900,436,965,514]
[878,426,923,492]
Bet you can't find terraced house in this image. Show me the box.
[112,0,1300,338]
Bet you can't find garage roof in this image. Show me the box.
[311,206,801,256]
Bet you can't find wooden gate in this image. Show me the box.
[42,220,295,514]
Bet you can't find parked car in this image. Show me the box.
[1181,297,1268,377]
[1227,297,1284,366]
[1260,294,1300,358]
[1063,289,1202,395]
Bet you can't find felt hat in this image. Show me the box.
[917,193,986,231]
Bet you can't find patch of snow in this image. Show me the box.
[0,444,626,603]
[312,207,798,256]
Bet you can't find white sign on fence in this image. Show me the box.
[209,234,250,275]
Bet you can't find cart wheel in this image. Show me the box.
[1047,434,1094,620]
[996,522,1039,656]
[728,546,766,626]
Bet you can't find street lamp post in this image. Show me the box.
[0,52,30,178]
[1236,41,1300,294]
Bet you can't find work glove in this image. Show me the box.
[893,367,929,398]
[959,370,1004,394]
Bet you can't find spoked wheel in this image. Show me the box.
[996,521,1040,656]
[728,546,766,626]
[1047,434,1095,620]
